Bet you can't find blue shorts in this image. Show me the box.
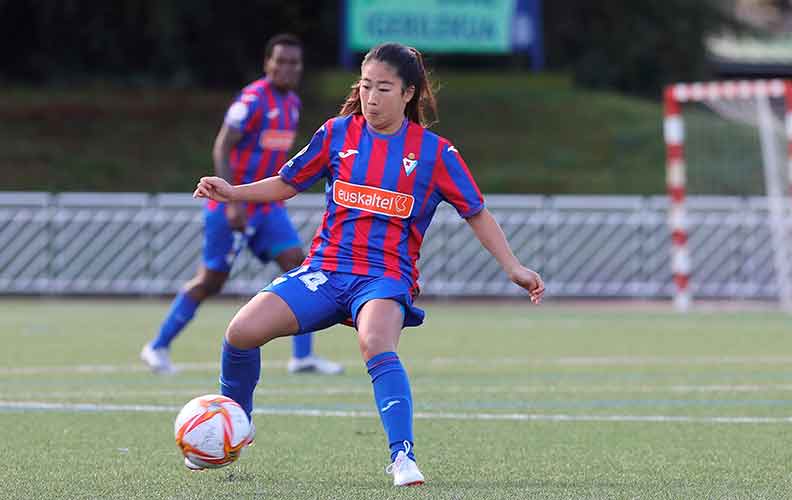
[262,266,425,333]
[203,203,302,273]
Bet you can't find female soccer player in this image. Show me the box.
[193,42,545,486]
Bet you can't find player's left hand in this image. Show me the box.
[508,266,545,304]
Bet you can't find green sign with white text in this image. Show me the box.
[347,0,526,54]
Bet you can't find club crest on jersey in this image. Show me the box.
[403,153,418,175]
[333,180,414,219]
[266,108,280,120]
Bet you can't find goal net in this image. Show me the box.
[663,79,792,311]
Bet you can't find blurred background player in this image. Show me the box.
[141,34,343,376]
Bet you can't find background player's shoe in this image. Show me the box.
[287,355,344,375]
[385,445,425,487]
[140,343,177,374]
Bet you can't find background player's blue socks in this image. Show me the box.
[151,292,198,349]
[292,332,313,359]
[366,351,415,461]
[219,338,260,421]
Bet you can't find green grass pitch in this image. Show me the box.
[2,299,792,499]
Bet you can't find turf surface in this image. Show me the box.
[2,299,792,499]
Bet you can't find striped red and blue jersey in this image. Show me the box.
[217,77,300,215]
[278,114,484,292]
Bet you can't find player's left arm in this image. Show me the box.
[437,142,544,303]
[466,209,544,304]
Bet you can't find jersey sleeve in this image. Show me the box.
[436,143,485,218]
[223,92,264,133]
[278,120,332,192]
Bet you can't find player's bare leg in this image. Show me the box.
[226,292,300,349]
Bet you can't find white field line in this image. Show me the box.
[1,400,792,425]
[5,355,792,375]
[0,362,219,375]
[8,383,792,400]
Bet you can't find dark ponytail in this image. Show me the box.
[339,43,438,127]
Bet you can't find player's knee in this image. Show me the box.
[276,248,305,271]
[206,277,227,296]
[225,318,258,350]
[285,257,303,271]
[226,312,280,350]
[191,276,225,298]
[358,331,394,359]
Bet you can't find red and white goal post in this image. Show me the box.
[663,79,792,311]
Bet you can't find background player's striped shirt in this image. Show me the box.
[279,114,484,293]
[213,77,300,215]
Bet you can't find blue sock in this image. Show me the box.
[219,338,261,421]
[366,351,415,462]
[292,332,313,359]
[151,292,199,349]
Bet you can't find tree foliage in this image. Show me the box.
[0,1,740,95]
[544,0,740,96]
[0,0,338,85]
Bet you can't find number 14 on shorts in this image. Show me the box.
[271,266,328,292]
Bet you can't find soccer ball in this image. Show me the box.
[174,394,251,469]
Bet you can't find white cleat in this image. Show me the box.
[385,442,425,487]
[140,343,177,374]
[287,355,344,375]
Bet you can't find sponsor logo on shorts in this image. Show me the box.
[332,180,414,219]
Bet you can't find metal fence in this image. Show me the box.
[0,192,784,299]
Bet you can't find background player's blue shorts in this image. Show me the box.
[203,203,302,273]
[262,266,425,334]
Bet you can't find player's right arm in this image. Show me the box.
[212,125,247,226]
[214,94,259,228]
[194,175,297,203]
[212,125,243,182]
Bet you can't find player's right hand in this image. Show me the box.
[193,176,233,203]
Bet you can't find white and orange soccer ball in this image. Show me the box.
[174,394,251,469]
